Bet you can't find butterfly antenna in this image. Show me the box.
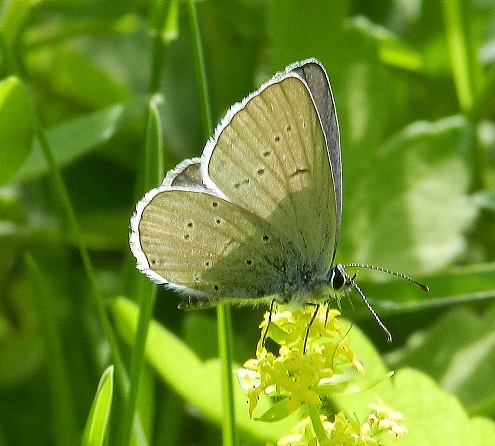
[347,274,393,343]
[345,263,429,292]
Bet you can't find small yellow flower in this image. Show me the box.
[276,412,378,446]
[367,397,408,440]
[276,405,406,446]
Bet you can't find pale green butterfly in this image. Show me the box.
[130,59,427,341]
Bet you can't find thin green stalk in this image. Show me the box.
[32,112,130,398]
[441,0,477,113]
[187,0,214,139]
[118,283,156,443]
[118,279,155,446]
[308,404,328,445]
[3,28,143,443]
[149,34,167,94]
[120,100,163,446]
[216,304,237,444]
[25,253,79,445]
[441,0,489,215]
[470,64,495,123]
[0,32,19,75]
[30,99,144,445]
[119,1,174,441]
[186,1,237,445]
[148,0,168,93]
[4,23,135,406]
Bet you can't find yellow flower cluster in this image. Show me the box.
[239,307,364,418]
[238,306,408,445]
[367,397,408,440]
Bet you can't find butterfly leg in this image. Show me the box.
[262,299,277,347]
[303,303,320,353]
[324,304,331,326]
[178,295,215,310]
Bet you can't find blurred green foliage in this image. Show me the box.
[1,0,495,445]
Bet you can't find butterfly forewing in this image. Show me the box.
[136,189,304,302]
[205,74,338,274]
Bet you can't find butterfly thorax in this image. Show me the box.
[275,263,350,307]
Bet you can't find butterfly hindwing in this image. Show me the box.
[134,188,305,303]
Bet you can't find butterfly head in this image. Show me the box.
[329,263,352,291]
[327,263,429,343]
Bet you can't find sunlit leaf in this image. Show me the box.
[0,77,34,184]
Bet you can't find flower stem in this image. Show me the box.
[307,403,328,445]
[186,1,236,445]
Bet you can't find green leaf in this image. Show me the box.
[388,369,495,446]
[333,17,405,158]
[0,76,34,184]
[358,262,495,318]
[474,189,495,213]
[199,1,267,122]
[81,365,114,446]
[267,1,349,68]
[332,323,495,445]
[10,99,147,183]
[342,116,477,273]
[317,368,393,396]
[110,297,299,443]
[0,0,31,45]
[390,300,495,417]
[255,398,291,423]
[26,46,130,108]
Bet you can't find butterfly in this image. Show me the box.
[130,59,427,341]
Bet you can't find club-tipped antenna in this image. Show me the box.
[346,274,393,343]
[345,263,429,292]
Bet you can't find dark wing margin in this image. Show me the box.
[289,59,342,260]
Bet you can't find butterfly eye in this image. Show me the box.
[330,265,345,290]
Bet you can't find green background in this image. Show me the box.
[1,0,495,445]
